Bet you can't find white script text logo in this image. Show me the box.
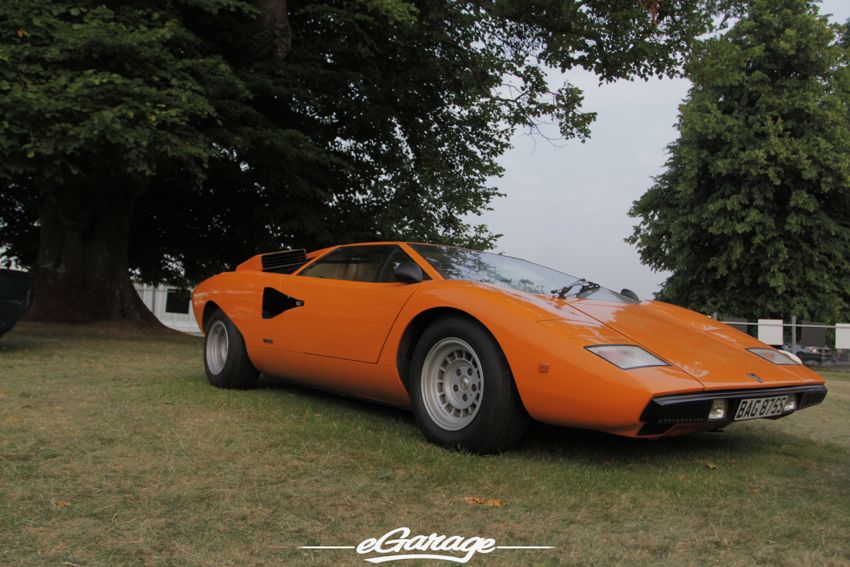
[300,526,553,563]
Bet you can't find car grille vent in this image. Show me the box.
[798,389,827,409]
[261,249,308,274]
[654,401,712,423]
[640,400,712,425]
[637,400,711,436]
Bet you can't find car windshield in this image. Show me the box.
[411,244,635,302]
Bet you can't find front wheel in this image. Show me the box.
[409,316,529,453]
[204,309,259,389]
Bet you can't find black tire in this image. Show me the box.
[203,309,259,389]
[409,315,529,453]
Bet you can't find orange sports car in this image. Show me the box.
[192,242,827,453]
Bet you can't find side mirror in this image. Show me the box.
[395,261,424,284]
[620,288,640,301]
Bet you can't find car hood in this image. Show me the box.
[560,298,806,389]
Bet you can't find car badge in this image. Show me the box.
[747,372,764,383]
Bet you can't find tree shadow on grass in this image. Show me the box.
[0,331,44,354]
[1,322,200,355]
[518,421,752,462]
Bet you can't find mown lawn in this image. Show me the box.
[1,323,848,566]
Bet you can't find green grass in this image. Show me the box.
[1,323,848,566]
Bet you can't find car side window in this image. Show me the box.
[376,248,425,282]
[299,245,396,282]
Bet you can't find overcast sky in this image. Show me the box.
[477,0,850,300]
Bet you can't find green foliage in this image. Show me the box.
[1,0,735,286]
[629,0,850,321]
[0,0,249,185]
[0,0,252,272]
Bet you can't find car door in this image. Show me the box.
[263,245,422,363]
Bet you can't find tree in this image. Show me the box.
[1,0,734,324]
[0,1,250,323]
[629,0,850,321]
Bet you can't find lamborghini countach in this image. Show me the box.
[192,243,827,453]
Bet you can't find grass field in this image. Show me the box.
[1,323,848,566]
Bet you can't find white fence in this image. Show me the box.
[135,285,200,335]
[716,316,850,366]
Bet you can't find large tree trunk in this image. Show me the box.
[255,0,292,62]
[26,189,162,327]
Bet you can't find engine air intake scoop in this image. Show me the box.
[261,249,308,274]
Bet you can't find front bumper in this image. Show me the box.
[638,384,828,436]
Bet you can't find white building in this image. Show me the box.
[135,285,200,335]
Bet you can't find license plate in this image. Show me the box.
[734,396,787,421]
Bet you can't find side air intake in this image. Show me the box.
[262,287,303,318]
[261,249,308,274]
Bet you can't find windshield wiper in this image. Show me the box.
[551,279,600,299]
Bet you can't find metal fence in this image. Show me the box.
[714,315,850,367]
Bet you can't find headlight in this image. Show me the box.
[585,345,668,370]
[748,348,799,365]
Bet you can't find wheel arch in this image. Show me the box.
[395,307,508,392]
[201,300,221,332]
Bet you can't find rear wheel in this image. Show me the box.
[410,315,529,453]
[204,309,259,389]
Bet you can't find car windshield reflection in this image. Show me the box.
[410,244,636,303]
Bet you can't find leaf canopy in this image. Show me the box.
[629,0,850,320]
[1,0,736,285]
